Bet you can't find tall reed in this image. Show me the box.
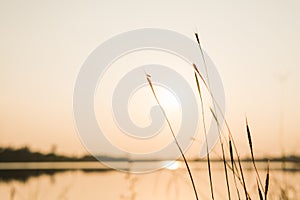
[265,161,270,200]
[194,33,231,200]
[146,73,199,200]
[229,139,241,200]
[144,32,271,200]
[193,62,250,199]
[194,72,215,200]
[192,33,271,200]
[246,117,264,193]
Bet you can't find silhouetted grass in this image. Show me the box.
[193,62,251,199]
[257,179,264,200]
[265,161,270,200]
[146,73,199,200]
[229,139,241,200]
[246,117,264,193]
[194,71,215,200]
[195,33,231,200]
[144,32,273,200]
[193,32,273,200]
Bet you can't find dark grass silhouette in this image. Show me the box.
[146,73,199,200]
[144,33,271,200]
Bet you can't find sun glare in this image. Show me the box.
[165,161,180,170]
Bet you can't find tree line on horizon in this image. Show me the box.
[0,146,299,162]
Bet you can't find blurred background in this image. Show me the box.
[0,0,299,199]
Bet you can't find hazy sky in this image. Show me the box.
[0,0,299,158]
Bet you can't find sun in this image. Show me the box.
[165,161,180,170]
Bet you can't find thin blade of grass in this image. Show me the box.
[193,64,208,89]
[265,161,270,200]
[193,33,255,198]
[246,117,264,192]
[237,154,250,200]
[194,72,214,200]
[193,63,251,199]
[257,179,264,200]
[146,74,199,200]
[194,39,232,198]
[194,33,208,85]
[209,108,231,200]
[246,118,254,159]
[195,32,200,45]
[229,140,241,200]
[221,142,232,200]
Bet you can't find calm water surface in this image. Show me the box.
[0,162,299,200]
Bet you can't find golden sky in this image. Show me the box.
[0,0,299,158]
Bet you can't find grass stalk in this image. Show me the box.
[221,142,232,200]
[193,62,251,199]
[209,108,231,200]
[146,74,199,200]
[246,118,265,193]
[257,179,264,200]
[229,139,241,200]
[194,72,215,200]
[265,161,270,200]
[194,33,231,200]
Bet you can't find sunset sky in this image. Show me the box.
[0,0,299,158]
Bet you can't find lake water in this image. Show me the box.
[0,161,299,200]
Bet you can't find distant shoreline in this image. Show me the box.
[1,147,300,163]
